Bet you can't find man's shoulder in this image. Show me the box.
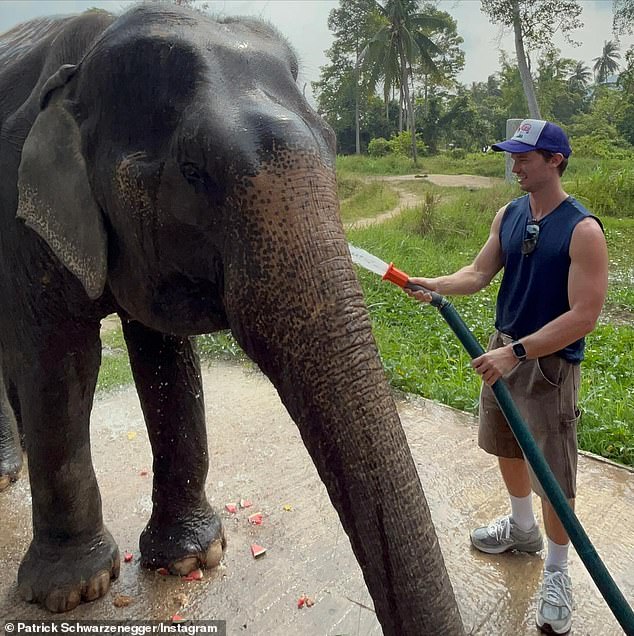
[508,194,529,206]
[563,195,590,215]
[501,195,529,219]
[563,196,603,231]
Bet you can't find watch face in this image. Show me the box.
[512,342,527,359]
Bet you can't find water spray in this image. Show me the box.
[348,244,446,307]
[348,243,634,635]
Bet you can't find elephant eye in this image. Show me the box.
[180,162,206,186]
[180,161,226,205]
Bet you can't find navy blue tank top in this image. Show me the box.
[495,195,602,363]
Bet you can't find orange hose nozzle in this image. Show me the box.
[382,262,410,288]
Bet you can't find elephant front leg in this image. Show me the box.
[122,320,224,575]
[0,366,22,490]
[17,330,119,611]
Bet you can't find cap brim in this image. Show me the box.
[491,140,536,153]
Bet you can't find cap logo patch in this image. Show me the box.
[510,119,546,147]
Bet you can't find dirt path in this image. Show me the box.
[346,173,502,229]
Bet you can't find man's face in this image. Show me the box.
[511,151,562,192]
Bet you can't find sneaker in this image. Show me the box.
[470,515,543,554]
[536,566,573,634]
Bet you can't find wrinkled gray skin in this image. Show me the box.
[0,5,464,633]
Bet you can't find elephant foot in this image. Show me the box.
[18,528,120,612]
[140,506,226,575]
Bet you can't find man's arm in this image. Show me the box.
[472,217,608,385]
[406,205,507,302]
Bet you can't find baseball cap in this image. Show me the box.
[492,119,572,157]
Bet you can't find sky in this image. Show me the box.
[1,0,633,105]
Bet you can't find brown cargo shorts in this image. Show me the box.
[479,331,580,499]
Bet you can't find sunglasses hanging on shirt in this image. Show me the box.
[522,221,540,255]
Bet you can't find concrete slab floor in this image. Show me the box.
[0,360,631,635]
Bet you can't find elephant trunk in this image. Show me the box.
[222,159,465,635]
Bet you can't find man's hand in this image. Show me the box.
[471,345,519,386]
[404,277,438,303]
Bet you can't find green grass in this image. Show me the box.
[97,327,133,392]
[579,325,634,465]
[96,327,248,395]
[345,184,633,466]
[339,180,399,223]
[603,218,634,319]
[197,331,247,360]
[95,161,633,466]
[337,152,634,218]
[337,153,423,176]
[566,164,634,218]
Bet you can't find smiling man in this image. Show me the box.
[405,119,608,634]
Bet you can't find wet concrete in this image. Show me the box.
[0,359,632,634]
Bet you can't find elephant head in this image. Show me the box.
[12,4,463,633]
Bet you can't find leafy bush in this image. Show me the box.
[364,132,428,158]
[368,137,391,157]
[571,134,634,160]
[415,192,440,237]
[569,165,634,218]
[389,131,427,157]
[449,147,468,160]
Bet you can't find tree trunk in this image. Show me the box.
[399,47,417,164]
[424,73,429,115]
[355,52,361,155]
[512,0,541,118]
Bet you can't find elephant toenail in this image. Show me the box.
[83,569,111,601]
[46,588,81,613]
[205,538,224,568]
[171,556,198,575]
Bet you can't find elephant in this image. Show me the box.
[0,4,464,633]
[0,368,21,491]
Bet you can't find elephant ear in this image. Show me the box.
[17,65,107,300]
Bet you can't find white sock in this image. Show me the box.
[545,538,570,571]
[509,494,537,531]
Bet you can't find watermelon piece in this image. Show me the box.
[182,569,203,582]
[251,544,267,558]
[248,512,263,525]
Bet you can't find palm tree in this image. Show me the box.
[567,60,592,91]
[593,40,621,84]
[359,0,448,163]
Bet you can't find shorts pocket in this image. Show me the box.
[561,407,581,426]
[536,355,563,387]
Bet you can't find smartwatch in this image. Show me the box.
[511,340,527,362]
